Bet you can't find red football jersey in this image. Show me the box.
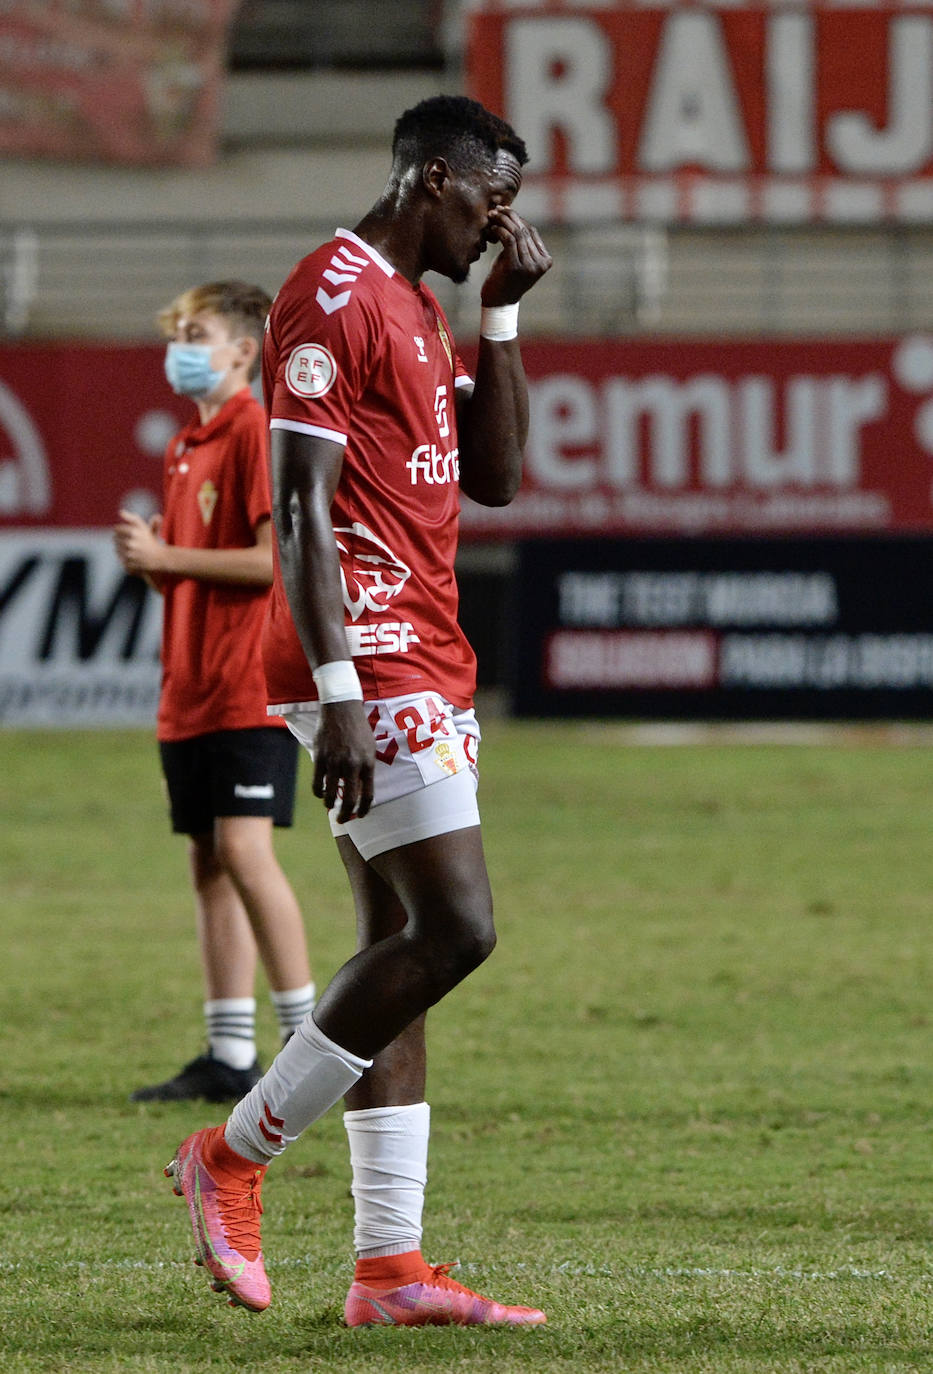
[261,227,477,710]
[157,388,283,741]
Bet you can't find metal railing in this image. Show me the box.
[3,220,933,341]
[0,219,667,340]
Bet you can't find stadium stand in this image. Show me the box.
[1,3,932,341]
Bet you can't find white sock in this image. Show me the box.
[204,997,256,1070]
[344,1102,430,1257]
[270,982,316,1040]
[226,1014,372,1165]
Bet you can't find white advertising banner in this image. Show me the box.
[0,529,162,727]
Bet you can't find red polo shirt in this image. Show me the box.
[156,388,283,741]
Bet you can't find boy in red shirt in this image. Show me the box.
[115,280,315,1103]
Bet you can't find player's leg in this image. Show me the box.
[212,727,316,1043]
[334,831,543,1327]
[338,838,430,1261]
[337,841,432,1308]
[164,710,540,1319]
[170,814,539,1320]
[165,808,484,1310]
[225,816,492,1166]
[311,821,495,1056]
[341,839,427,1109]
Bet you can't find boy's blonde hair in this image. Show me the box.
[157,280,272,381]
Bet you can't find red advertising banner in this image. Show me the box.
[466,1,933,223]
[2,337,933,538]
[0,343,187,528]
[461,336,933,539]
[0,0,239,166]
[3,335,932,727]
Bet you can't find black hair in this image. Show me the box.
[391,95,528,176]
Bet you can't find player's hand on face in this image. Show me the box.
[480,207,553,307]
[313,699,376,823]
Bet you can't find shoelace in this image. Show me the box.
[427,1260,480,1298]
[422,1261,539,1316]
[216,1170,265,1258]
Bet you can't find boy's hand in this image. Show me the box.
[114,508,166,575]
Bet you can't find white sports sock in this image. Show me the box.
[226,1015,372,1164]
[204,997,256,1070]
[344,1102,430,1257]
[270,982,316,1040]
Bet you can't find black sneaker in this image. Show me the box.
[130,1051,263,1103]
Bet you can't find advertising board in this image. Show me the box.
[462,336,933,540]
[512,535,933,719]
[4,338,932,723]
[467,0,933,224]
[0,343,184,724]
[0,0,239,166]
[0,528,161,725]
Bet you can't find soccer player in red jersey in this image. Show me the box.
[166,98,553,1326]
[115,282,316,1103]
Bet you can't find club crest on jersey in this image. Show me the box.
[197,479,218,525]
[434,312,453,373]
[334,521,411,622]
[414,336,428,364]
[285,343,337,398]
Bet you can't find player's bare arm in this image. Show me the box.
[457,205,552,507]
[269,427,375,823]
[114,508,273,586]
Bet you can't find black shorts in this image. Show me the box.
[159,727,299,835]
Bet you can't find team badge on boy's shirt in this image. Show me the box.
[198,479,218,525]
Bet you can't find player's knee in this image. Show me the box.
[460,911,497,970]
[437,903,497,984]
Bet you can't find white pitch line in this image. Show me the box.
[0,1259,904,1281]
[580,721,933,748]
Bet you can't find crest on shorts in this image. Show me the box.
[433,740,461,776]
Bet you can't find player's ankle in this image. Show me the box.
[205,1125,265,1177]
[354,1249,425,1288]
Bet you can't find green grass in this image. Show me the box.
[3,722,933,1371]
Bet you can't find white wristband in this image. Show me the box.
[312,659,363,704]
[480,302,519,342]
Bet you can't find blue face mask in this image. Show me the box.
[164,342,227,398]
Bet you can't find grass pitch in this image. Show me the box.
[2,722,933,1372]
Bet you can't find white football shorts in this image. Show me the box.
[281,691,481,860]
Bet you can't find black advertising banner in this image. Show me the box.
[511,537,933,720]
